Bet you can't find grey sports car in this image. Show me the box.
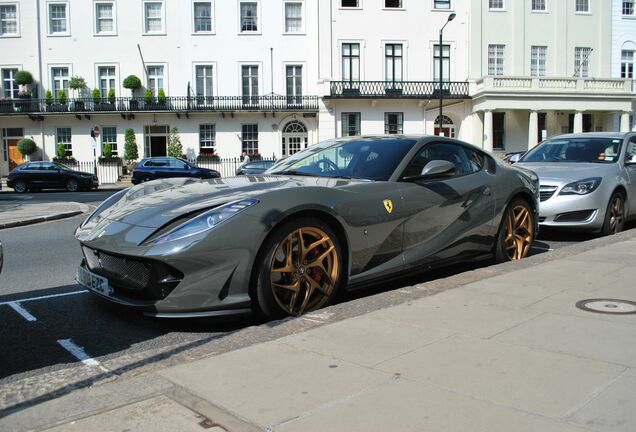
[75,136,539,319]
[516,132,636,234]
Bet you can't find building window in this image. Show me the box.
[341,0,359,7]
[240,2,258,32]
[284,2,302,33]
[622,0,634,15]
[241,124,258,154]
[574,47,592,77]
[433,0,451,9]
[575,0,589,12]
[95,2,114,34]
[384,113,403,134]
[286,65,302,105]
[56,127,72,156]
[433,44,450,81]
[622,50,634,78]
[531,46,547,76]
[531,0,546,11]
[385,0,402,7]
[51,67,69,98]
[341,112,360,136]
[101,126,117,155]
[199,124,216,152]
[0,4,18,36]
[342,43,360,82]
[144,1,164,33]
[193,1,212,32]
[242,65,259,105]
[147,65,164,95]
[48,3,69,35]
[2,68,18,98]
[493,113,505,150]
[488,44,505,76]
[489,0,504,9]
[98,66,116,98]
[195,65,213,99]
[385,44,403,82]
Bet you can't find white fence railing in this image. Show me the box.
[195,157,277,178]
[58,161,122,185]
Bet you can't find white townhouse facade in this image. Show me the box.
[1,0,635,178]
[612,0,636,129]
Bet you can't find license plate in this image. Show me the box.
[76,266,112,297]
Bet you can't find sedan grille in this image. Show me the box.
[539,185,558,202]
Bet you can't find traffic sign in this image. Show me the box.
[92,125,100,138]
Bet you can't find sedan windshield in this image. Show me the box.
[521,137,622,164]
[267,138,417,181]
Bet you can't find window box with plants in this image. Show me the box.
[98,143,122,165]
[52,143,76,165]
[48,90,68,112]
[69,76,87,111]
[196,151,220,162]
[123,75,142,111]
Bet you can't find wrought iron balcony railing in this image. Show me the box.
[0,95,320,116]
[328,81,470,99]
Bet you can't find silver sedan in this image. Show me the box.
[516,132,636,234]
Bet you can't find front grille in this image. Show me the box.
[539,185,558,202]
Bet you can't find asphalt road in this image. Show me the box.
[0,190,627,392]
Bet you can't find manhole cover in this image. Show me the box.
[575,299,636,315]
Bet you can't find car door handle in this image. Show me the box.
[483,187,492,196]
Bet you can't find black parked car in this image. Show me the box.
[131,157,220,184]
[235,159,277,175]
[7,161,98,193]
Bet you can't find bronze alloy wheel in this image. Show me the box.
[269,227,339,316]
[504,204,534,260]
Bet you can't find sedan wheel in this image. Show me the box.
[601,193,625,236]
[13,180,28,193]
[255,219,342,319]
[495,199,534,262]
[66,179,79,192]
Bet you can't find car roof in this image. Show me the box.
[550,132,630,140]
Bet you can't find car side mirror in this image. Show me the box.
[404,160,456,181]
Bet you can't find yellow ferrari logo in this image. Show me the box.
[383,199,393,214]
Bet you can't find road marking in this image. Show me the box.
[8,302,37,321]
[57,339,109,372]
[0,289,88,306]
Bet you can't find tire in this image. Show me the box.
[66,179,79,192]
[494,198,535,262]
[13,180,28,193]
[253,218,343,320]
[601,193,625,236]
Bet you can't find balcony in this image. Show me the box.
[473,76,634,95]
[0,95,320,117]
[327,81,470,99]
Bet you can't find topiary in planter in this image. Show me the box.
[102,143,112,158]
[123,128,138,162]
[45,89,53,106]
[144,88,155,105]
[17,138,37,158]
[157,88,166,105]
[167,127,182,157]
[92,88,101,105]
[108,88,116,104]
[14,71,34,86]
[69,76,86,98]
[57,89,67,105]
[123,75,142,96]
[56,142,67,158]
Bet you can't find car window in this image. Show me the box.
[145,159,167,167]
[170,159,188,169]
[41,162,57,171]
[403,142,473,178]
[627,137,636,163]
[460,146,485,173]
[521,137,622,163]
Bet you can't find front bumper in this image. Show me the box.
[538,189,606,230]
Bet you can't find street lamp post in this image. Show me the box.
[438,12,456,136]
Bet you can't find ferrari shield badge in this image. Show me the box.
[383,199,393,214]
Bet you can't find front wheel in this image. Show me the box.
[13,180,28,193]
[66,179,79,192]
[494,198,535,262]
[254,218,343,320]
[601,193,625,236]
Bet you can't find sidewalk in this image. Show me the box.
[2,231,636,431]
[0,200,90,229]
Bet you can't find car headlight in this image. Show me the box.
[559,177,602,196]
[147,198,259,245]
[81,188,129,227]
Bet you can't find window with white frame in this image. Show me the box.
[56,127,72,156]
[241,65,259,105]
[531,46,547,76]
[101,126,117,155]
[385,0,402,7]
[48,3,69,34]
[240,1,258,32]
[95,2,115,34]
[341,0,359,7]
[531,0,546,11]
[241,124,258,154]
[98,66,116,97]
[384,113,403,134]
[433,44,450,81]
[284,2,302,33]
[199,124,216,152]
[286,65,302,105]
[0,4,18,36]
[2,68,18,98]
[51,67,69,98]
[433,0,451,9]
[489,0,504,10]
[144,1,164,33]
[342,43,360,82]
[193,1,212,33]
[488,44,505,75]
[622,50,634,78]
[574,47,592,77]
[385,43,403,82]
[341,112,360,136]
[622,0,634,15]
[195,65,213,99]
[146,65,164,94]
[575,0,589,13]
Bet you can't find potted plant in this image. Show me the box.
[123,128,138,173]
[17,138,38,161]
[196,151,220,163]
[123,75,142,110]
[108,88,116,105]
[14,70,34,97]
[157,88,167,108]
[69,76,87,111]
[167,127,182,157]
[52,143,76,164]
[57,89,68,110]
[44,89,53,110]
[144,88,155,109]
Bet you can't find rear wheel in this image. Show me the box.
[66,179,79,192]
[495,198,535,262]
[13,180,28,193]
[254,218,343,319]
[601,193,625,236]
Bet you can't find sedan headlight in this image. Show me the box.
[81,188,129,227]
[147,198,259,245]
[559,177,602,196]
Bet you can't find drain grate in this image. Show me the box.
[575,299,636,315]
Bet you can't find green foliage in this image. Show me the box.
[56,142,67,158]
[123,128,139,162]
[69,76,86,90]
[57,89,67,105]
[108,88,116,104]
[144,88,154,105]
[122,75,142,95]
[92,88,101,104]
[17,138,37,156]
[14,71,34,85]
[157,88,166,105]
[102,143,113,158]
[45,90,53,105]
[167,127,183,158]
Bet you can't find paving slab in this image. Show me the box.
[0,201,89,229]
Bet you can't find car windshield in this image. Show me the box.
[267,138,417,181]
[520,137,622,164]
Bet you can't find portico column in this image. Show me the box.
[528,110,539,150]
[573,111,584,133]
[620,111,631,132]
[483,110,493,153]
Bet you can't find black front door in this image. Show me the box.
[150,136,167,157]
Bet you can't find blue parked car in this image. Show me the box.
[131,157,220,185]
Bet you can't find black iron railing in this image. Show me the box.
[328,81,470,99]
[0,95,320,115]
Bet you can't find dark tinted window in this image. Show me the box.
[41,162,58,171]
[461,146,485,173]
[521,137,622,163]
[145,159,168,167]
[403,142,474,178]
[169,159,188,169]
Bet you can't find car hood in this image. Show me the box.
[514,162,617,184]
[93,175,366,229]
